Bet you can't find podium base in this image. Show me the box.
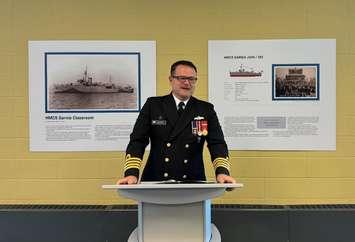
[127,223,221,242]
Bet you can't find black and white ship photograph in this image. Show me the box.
[46,53,140,112]
[273,64,319,100]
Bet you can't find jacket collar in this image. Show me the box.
[163,93,196,140]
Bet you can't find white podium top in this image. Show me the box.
[103,182,243,204]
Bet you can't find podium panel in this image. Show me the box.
[103,182,243,242]
[141,202,205,242]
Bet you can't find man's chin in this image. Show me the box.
[181,90,192,96]
[181,94,192,99]
[173,91,192,100]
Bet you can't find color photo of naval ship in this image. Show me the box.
[53,66,134,94]
[229,64,263,77]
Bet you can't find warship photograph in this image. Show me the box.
[274,65,318,100]
[46,53,139,111]
[53,66,134,94]
[230,64,263,77]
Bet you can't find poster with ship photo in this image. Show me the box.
[29,41,156,151]
[47,53,138,112]
[208,39,335,150]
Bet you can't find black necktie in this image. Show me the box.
[177,102,185,116]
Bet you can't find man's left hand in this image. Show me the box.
[216,174,236,184]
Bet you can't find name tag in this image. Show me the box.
[152,120,167,125]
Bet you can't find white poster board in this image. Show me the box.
[208,39,336,150]
[29,41,156,151]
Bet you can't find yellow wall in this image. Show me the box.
[0,0,354,204]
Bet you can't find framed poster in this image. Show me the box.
[29,41,156,151]
[208,39,336,150]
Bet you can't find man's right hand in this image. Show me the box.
[116,175,138,185]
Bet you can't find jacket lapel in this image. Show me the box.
[163,94,179,128]
[169,97,196,139]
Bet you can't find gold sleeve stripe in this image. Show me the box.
[212,157,230,171]
[214,161,229,169]
[213,162,230,171]
[124,164,141,170]
[124,161,141,169]
[126,157,141,162]
[214,162,230,171]
[216,163,230,170]
[124,154,142,172]
[124,162,141,171]
[212,158,229,167]
[125,160,141,165]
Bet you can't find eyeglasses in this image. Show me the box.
[172,75,198,84]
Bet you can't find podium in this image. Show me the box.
[103,182,243,242]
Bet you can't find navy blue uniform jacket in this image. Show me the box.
[124,93,230,181]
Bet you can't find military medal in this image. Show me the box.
[197,118,203,136]
[201,120,208,136]
[192,116,203,136]
[192,116,208,137]
[191,120,198,135]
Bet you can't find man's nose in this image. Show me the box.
[181,80,191,85]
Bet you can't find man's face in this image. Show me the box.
[169,65,197,101]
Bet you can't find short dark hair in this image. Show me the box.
[170,60,197,75]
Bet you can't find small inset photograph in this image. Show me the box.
[46,53,140,113]
[272,64,319,100]
[229,63,263,78]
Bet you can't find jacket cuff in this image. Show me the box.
[123,154,142,178]
[124,168,139,178]
[215,166,230,176]
[212,157,230,174]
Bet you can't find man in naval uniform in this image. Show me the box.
[118,60,236,184]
